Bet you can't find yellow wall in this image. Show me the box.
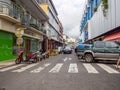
[39,4,48,15]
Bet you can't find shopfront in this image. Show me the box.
[0,31,16,61]
[0,30,40,61]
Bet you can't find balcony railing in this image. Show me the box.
[0,1,22,20]
[0,1,47,35]
[29,23,39,30]
[40,29,46,34]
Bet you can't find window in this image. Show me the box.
[106,42,119,48]
[94,41,104,48]
[85,46,91,49]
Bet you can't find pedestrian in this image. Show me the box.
[116,54,120,69]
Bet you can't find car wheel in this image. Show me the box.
[32,58,38,63]
[84,54,93,63]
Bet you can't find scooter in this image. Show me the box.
[15,49,38,64]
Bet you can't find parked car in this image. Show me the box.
[63,46,72,54]
[76,41,120,63]
[76,44,92,58]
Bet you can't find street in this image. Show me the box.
[0,52,120,90]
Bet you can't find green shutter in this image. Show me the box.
[0,31,16,61]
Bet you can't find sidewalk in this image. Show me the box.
[0,60,15,68]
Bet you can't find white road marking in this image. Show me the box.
[98,64,119,74]
[83,64,99,73]
[49,63,63,73]
[63,57,67,62]
[31,63,51,73]
[68,63,78,73]
[69,58,72,60]
[12,63,38,72]
[44,63,50,67]
[0,64,24,72]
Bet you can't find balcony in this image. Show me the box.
[0,1,47,36]
[40,29,46,34]
[0,1,22,24]
[15,0,48,21]
[28,23,46,35]
[29,23,39,30]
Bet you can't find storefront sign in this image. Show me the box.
[17,37,23,45]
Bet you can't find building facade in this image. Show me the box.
[0,0,48,61]
[37,0,63,51]
[80,0,120,44]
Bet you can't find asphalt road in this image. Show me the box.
[0,52,120,90]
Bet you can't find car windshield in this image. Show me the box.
[65,47,71,50]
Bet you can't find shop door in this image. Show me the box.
[25,39,30,54]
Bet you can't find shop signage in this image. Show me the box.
[17,37,23,45]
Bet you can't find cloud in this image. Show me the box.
[52,0,86,38]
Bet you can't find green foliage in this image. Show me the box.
[102,0,108,16]
[93,6,98,12]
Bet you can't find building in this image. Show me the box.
[80,0,120,44]
[37,0,63,51]
[0,0,48,61]
[58,19,64,46]
[63,34,68,45]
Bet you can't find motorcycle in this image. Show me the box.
[15,49,38,64]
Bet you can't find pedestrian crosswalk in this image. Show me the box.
[12,63,39,73]
[49,63,63,73]
[0,63,119,74]
[0,64,24,72]
[68,64,78,73]
[98,64,119,74]
[83,64,99,74]
[31,63,51,73]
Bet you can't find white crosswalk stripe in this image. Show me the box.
[69,58,72,60]
[98,64,119,74]
[0,64,24,72]
[12,63,38,72]
[83,64,99,73]
[68,63,78,73]
[49,63,63,73]
[0,63,119,74]
[31,63,51,73]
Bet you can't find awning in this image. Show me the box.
[104,32,120,41]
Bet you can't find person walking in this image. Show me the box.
[116,55,120,69]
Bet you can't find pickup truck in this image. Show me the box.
[76,41,120,63]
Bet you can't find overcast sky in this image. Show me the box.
[52,0,86,39]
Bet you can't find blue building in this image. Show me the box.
[80,0,120,44]
[80,0,101,43]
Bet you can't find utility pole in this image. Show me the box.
[15,28,26,54]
